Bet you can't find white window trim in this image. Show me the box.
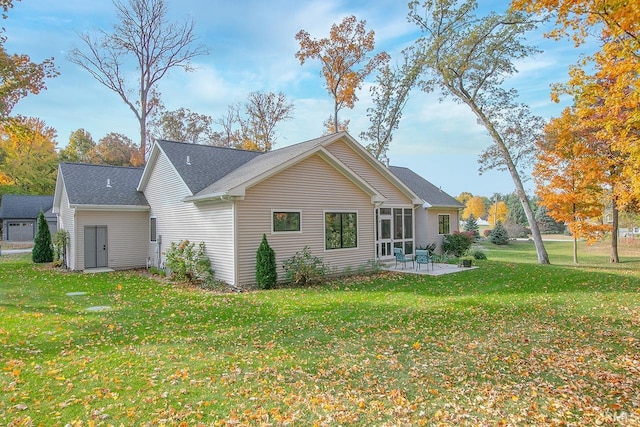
[271,209,303,234]
[438,214,451,235]
[323,210,359,251]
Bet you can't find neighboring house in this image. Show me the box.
[53,132,459,287]
[389,166,464,251]
[0,194,56,241]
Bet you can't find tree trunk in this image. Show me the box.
[333,102,339,134]
[610,197,619,263]
[573,236,578,264]
[466,102,550,264]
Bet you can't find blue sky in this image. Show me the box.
[4,0,592,197]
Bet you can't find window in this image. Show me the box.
[438,214,450,235]
[150,217,157,242]
[325,212,357,249]
[273,211,301,232]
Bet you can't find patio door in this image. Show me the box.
[84,226,108,268]
[376,208,393,258]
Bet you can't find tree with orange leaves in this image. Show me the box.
[462,196,485,221]
[512,0,640,202]
[534,104,625,264]
[295,15,389,133]
[487,201,508,227]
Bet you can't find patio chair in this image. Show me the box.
[415,249,433,271]
[393,247,414,269]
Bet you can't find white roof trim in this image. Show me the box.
[70,204,150,212]
[329,133,423,205]
[137,141,191,195]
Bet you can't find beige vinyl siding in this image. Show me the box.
[143,151,235,284]
[326,139,413,206]
[57,186,77,270]
[415,207,429,250]
[236,154,375,286]
[427,208,461,252]
[75,210,148,270]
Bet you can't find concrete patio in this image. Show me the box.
[382,262,477,276]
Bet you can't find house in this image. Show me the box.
[0,194,57,241]
[53,132,459,286]
[389,166,463,251]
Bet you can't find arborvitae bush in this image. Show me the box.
[490,220,510,245]
[256,234,277,289]
[32,211,53,263]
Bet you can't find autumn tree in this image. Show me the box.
[150,107,217,145]
[409,0,550,264]
[462,196,485,221]
[213,92,294,151]
[360,47,422,162]
[92,132,143,166]
[68,0,208,158]
[241,91,294,152]
[512,0,640,202]
[488,201,508,227]
[322,116,350,135]
[295,15,389,133]
[59,128,95,163]
[534,107,609,264]
[456,192,473,205]
[0,116,58,194]
[0,0,58,120]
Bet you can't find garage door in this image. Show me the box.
[7,221,34,241]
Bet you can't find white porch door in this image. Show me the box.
[376,207,414,260]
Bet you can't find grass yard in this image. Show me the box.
[1,240,639,426]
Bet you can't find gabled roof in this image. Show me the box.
[145,140,263,194]
[188,134,338,200]
[55,163,148,209]
[0,195,54,219]
[389,166,463,209]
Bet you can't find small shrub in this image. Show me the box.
[483,229,492,238]
[418,243,438,256]
[52,229,70,267]
[472,250,487,260]
[255,234,277,289]
[165,240,214,283]
[441,231,473,258]
[32,211,53,263]
[282,246,327,285]
[490,221,510,245]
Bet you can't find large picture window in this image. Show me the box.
[438,214,450,235]
[325,212,357,250]
[273,211,301,232]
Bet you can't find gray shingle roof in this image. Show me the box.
[389,166,463,208]
[59,163,148,206]
[0,195,54,219]
[192,134,337,197]
[157,140,263,194]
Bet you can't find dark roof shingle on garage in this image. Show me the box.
[0,194,54,219]
[59,163,148,206]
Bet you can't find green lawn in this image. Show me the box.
[1,241,639,426]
